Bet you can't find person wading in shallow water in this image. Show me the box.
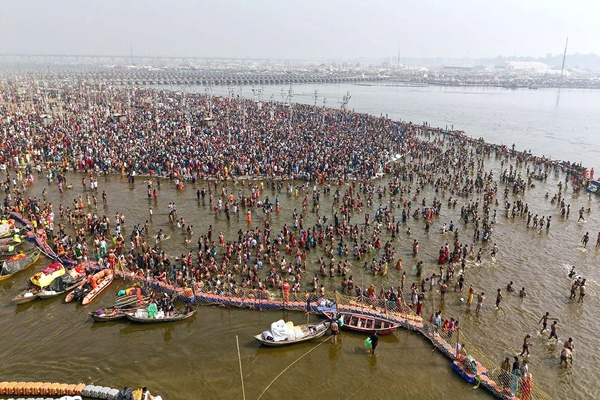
[476,292,485,312]
[369,331,379,355]
[538,312,558,333]
[581,232,589,247]
[520,334,532,356]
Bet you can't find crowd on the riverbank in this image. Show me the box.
[0,81,410,182]
[0,77,593,399]
[0,79,586,183]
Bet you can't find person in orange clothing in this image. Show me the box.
[107,250,116,269]
[282,279,290,303]
[520,373,534,400]
[87,272,98,290]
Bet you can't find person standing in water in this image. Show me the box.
[519,287,527,298]
[476,292,485,312]
[369,331,379,355]
[561,338,575,366]
[581,232,589,248]
[520,334,532,356]
[467,284,474,306]
[495,288,503,309]
[538,312,558,333]
[578,279,586,303]
[578,207,586,222]
[330,315,340,343]
[549,321,559,340]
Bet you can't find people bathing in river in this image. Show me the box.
[1,77,595,393]
[581,232,590,247]
[560,347,573,367]
[558,337,576,367]
[520,334,533,357]
[539,312,559,334]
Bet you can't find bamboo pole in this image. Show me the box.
[235,336,246,400]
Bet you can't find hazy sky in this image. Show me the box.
[1,0,598,60]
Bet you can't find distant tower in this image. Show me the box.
[130,44,134,65]
[560,37,568,79]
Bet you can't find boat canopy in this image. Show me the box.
[30,263,65,287]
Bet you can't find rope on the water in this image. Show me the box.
[236,335,247,400]
[345,371,381,400]
[256,336,332,400]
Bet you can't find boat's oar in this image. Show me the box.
[115,295,151,308]
[115,299,139,307]
[115,298,144,307]
[115,298,141,307]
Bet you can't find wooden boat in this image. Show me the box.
[27,229,77,266]
[90,293,150,322]
[7,212,30,228]
[323,311,398,335]
[0,249,41,282]
[0,234,26,246]
[254,321,330,346]
[65,269,114,305]
[90,307,128,322]
[12,262,66,304]
[37,269,86,299]
[0,241,25,257]
[125,309,196,324]
[11,287,42,304]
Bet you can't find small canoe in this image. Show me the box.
[12,287,42,304]
[323,311,398,335]
[37,271,86,299]
[0,249,41,282]
[90,296,150,322]
[90,307,128,322]
[125,309,196,324]
[0,234,26,246]
[254,321,330,346]
[0,241,25,257]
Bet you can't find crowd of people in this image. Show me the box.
[0,81,408,183]
[0,76,592,398]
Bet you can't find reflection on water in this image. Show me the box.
[367,352,378,372]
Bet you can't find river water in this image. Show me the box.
[2,84,600,400]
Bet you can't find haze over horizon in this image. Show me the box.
[1,0,599,61]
